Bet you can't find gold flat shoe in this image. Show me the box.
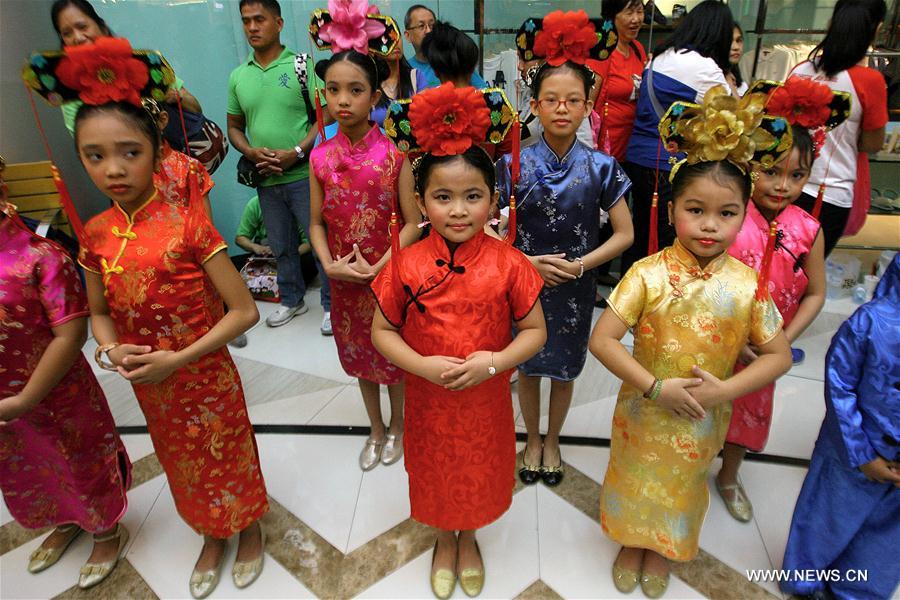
[641,572,670,598]
[232,527,266,589]
[28,525,82,574]
[716,480,753,522]
[190,538,228,599]
[613,564,640,593]
[458,540,484,597]
[77,524,129,589]
[430,543,456,600]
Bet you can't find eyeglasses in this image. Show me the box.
[406,21,434,32]
[537,98,587,111]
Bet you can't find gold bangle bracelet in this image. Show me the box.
[94,343,120,371]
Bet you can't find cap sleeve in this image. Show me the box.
[507,249,543,321]
[597,156,631,212]
[188,204,227,265]
[607,264,646,328]
[198,161,214,197]
[370,258,405,328]
[38,243,89,326]
[749,294,783,347]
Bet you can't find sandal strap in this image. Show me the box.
[93,524,123,543]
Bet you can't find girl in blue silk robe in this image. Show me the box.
[781,254,900,600]
[497,61,634,487]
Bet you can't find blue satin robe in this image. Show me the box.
[780,255,900,600]
[497,136,631,380]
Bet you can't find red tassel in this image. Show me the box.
[511,119,521,184]
[647,191,659,255]
[50,165,86,243]
[315,90,326,141]
[812,182,825,220]
[188,161,201,207]
[505,193,517,245]
[755,221,778,301]
[505,118,521,246]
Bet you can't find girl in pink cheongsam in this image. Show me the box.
[716,124,827,522]
[0,156,131,590]
[308,51,420,471]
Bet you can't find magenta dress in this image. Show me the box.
[310,125,403,385]
[726,203,820,451]
[0,211,130,532]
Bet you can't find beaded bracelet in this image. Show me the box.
[643,378,663,402]
[576,256,585,279]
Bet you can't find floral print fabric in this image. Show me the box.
[0,214,129,532]
[599,240,782,561]
[78,194,267,537]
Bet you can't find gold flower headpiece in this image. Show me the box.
[659,84,793,181]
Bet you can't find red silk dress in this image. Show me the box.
[371,231,543,530]
[78,193,268,537]
[0,212,129,533]
[310,125,402,385]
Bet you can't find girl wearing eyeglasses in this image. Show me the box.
[497,59,634,488]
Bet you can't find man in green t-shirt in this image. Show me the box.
[227,0,332,330]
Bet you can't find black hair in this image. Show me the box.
[810,0,886,77]
[414,146,496,197]
[422,22,479,82]
[73,101,161,157]
[50,0,113,46]
[238,0,281,18]
[671,160,752,206]
[530,61,594,97]
[654,0,735,73]
[376,55,417,108]
[601,0,644,20]
[730,24,744,88]
[404,4,436,30]
[789,125,815,171]
[315,50,387,94]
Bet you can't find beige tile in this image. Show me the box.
[514,579,564,600]
[52,559,158,600]
[130,454,164,489]
[235,356,345,408]
[0,521,49,556]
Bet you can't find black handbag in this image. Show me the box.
[236,155,263,188]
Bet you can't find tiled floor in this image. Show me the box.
[3,289,890,600]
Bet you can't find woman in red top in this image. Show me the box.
[592,0,647,289]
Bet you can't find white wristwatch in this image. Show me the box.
[488,352,496,377]
[294,145,306,160]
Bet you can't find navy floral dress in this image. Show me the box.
[497,136,631,380]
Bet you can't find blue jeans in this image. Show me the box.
[257,178,331,310]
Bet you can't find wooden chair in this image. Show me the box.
[4,160,74,238]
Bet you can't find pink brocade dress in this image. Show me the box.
[0,213,130,532]
[726,203,820,451]
[310,125,403,385]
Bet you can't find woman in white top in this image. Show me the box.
[792,0,888,256]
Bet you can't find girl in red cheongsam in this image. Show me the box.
[372,84,546,599]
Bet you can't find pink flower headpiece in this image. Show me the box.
[309,0,399,57]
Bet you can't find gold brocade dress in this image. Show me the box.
[599,240,782,561]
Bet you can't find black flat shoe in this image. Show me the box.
[518,463,541,485]
[540,451,564,487]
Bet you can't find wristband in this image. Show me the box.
[94,343,120,371]
[294,145,306,160]
[643,378,663,402]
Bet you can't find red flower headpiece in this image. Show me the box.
[533,10,603,73]
[766,76,833,130]
[56,37,149,107]
[408,83,491,156]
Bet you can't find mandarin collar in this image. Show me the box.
[113,190,160,225]
[536,134,578,168]
[335,123,381,156]
[668,238,728,275]
[426,228,488,272]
